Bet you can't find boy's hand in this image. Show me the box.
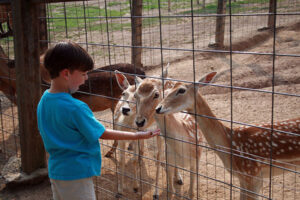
[137,129,160,139]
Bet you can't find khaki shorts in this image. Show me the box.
[50,177,96,200]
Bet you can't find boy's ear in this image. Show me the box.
[60,69,70,80]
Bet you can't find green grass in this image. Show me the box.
[178,0,276,15]
[47,4,128,32]
[46,0,292,36]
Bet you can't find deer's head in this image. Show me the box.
[134,64,169,128]
[114,70,137,118]
[156,71,217,114]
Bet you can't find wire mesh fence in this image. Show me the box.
[0,0,299,199]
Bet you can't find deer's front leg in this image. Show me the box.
[154,136,162,199]
[105,140,118,158]
[132,140,140,192]
[239,174,262,200]
[117,141,126,196]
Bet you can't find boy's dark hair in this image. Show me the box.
[44,42,94,79]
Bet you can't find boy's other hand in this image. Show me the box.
[137,129,160,139]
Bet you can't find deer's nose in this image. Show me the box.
[156,106,162,114]
[122,107,130,115]
[135,119,145,127]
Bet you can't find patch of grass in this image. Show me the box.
[47,4,128,33]
[178,0,279,15]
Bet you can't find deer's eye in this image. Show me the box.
[122,92,126,96]
[154,92,159,99]
[176,88,186,95]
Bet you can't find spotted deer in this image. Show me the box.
[156,71,300,200]
[134,70,203,199]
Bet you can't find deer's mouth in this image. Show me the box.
[135,118,146,127]
[155,105,170,114]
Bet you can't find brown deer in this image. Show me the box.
[4,56,145,111]
[134,68,203,199]
[156,71,300,200]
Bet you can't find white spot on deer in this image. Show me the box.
[288,146,293,151]
[254,149,258,153]
[280,149,284,153]
[265,142,270,147]
[254,143,257,147]
[272,142,278,147]
[280,140,286,144]
[248,139,253,143]
[254,168,258,173]
[238,133,241,138]
[189,131,195,139]
[293,141,297,145]
[232,141,236,146]
[276,151,280,155]
[284,126,288,129]
[273,134,278,138]
[259,143,263,147]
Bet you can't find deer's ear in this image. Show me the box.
[115,70,129,91]
[162,63,169,78]
[135,76,143,87]
[197,71,217,88]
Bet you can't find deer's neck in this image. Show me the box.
[154,113,178,138]
[189,92,232,168]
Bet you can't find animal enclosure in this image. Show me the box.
[0,0,300,199]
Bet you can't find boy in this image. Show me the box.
[37,42,159,200]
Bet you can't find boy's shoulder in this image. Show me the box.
[40,90,87,111]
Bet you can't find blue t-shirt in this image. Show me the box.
[37,90,105,180]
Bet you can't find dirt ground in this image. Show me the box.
[0,21,300,200]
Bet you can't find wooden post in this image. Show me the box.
[11,0,46,174]
[215,0,226,48]
[268,0,276,30]
[131,0,142,69]
[38,3,48,54]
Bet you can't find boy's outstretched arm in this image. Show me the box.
[100,129,160,140]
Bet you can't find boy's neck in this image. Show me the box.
[49,78,70,94]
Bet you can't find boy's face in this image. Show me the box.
[66,69,88,94]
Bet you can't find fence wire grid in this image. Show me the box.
[0,0,300,200]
